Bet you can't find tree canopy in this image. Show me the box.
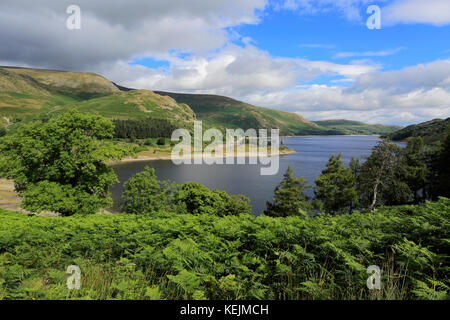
[314,154,357,215]
[0,109,133,215]
[264,166,311,217]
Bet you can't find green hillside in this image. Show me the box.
[0,67,195,125]
[0,66,403,137]
[313,119,403,135]
[154,91,326,135]
[382,118,450,144]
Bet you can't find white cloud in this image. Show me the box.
[0,0,267,69]
[334,47,406,58]
[383,0,450,26]
[98,43,378,96]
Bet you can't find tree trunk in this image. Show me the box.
[369,178,380,211]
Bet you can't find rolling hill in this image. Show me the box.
[313,119,402,135]
[382,118,450,144]
[0,67,195,126]
[154,91,326,135]
[1,66,403,136]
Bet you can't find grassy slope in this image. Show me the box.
[382,118,450,144]
[1,66,402,136]
[313,119,403,135]
[154,91,327,136]
[0,67,195,124]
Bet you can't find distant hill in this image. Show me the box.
[313,119,403,135]
[382,118,450,144]
[154,91,326,135]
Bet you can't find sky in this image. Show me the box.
[1,0,450,125]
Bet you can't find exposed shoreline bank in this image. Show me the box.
[110,148,296,165]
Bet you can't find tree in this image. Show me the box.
[121,166,176,214]
[428,127,450,199]
[314,154,358,215]
[401,137,428,203]
[157,137,166,146]
[357,139,411,210]
[0,109,133,216]
[264,166,311,217]
[175,182,251,216]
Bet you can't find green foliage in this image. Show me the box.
[356,139,412,210]
[157,137,166,146]
[264,166,311,217]
[113,118,177,139]
[0,109,133,215]
[314,154,358,215]
[383,117,450,145]
[401,137,429,202]
[174,182,252,216]
[121,166,176,214]
[428,127,450,199]
[0,198,448,300]
[0,127,5,137]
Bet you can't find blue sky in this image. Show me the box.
[132,1,450,88]
[2,0,450,125]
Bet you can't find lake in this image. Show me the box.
[110,135,387,215]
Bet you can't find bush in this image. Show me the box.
[157,137,166,146]
[144,139,154,146]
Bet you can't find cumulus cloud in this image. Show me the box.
[0,0,267,69]
[97,43,378,96]
[243,60,450,124]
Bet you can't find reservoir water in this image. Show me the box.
[111,136,388,215]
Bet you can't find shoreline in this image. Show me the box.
[110,148,296,165]
[280,134,381,138]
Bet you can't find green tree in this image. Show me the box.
[0,109,132,216]
[175,182,251,216]
[314,154,358,215]
[264,166,311,217]
[357,139,411,210]
[157,137,166,146]
[401,137,428,203]
[121,166,177,214]
[428,127,450,199]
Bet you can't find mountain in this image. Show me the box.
[154,91,325,135]
[0,67,195,125]
[382,118,450,144]
[0,66,325,135]
[1,66,402,137]
[313,119,403,135]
